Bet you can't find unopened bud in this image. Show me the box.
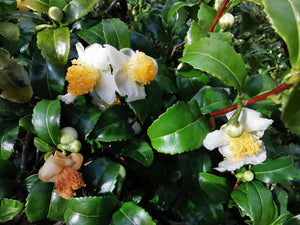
[60,127,78,144]
[57,140,81,153]
[48,6,63,22]
[224,122,244,138]
[219,13,234,30]
[243,170,254,182]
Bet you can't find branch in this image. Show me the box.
[209,0,228,32]
[209,83,293,117]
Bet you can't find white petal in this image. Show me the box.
[215,159,244,172]
[38,155,62,182]
[75,42,85,58]
[243,145,267,165]
[83,44,110,70]
[114,70,146,102]
[104,44,129,72]
[218,145,232,158]
[94,72,117,104]
[120,48,136,57]
[203,129,227,150]
[61,93,78,104]
[227,108,273,133]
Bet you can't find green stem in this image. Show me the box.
[209,82,293,117]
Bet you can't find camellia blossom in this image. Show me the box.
[61,42,117,106]
[104,45,158,102]
[38,151,86,199]
[203,108,273,172]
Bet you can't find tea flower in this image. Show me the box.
[38,151,86,199]
[104,45,157,102]
[61,42,117,106]
[203,108,273,172]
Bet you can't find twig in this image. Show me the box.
[209,0,228,32]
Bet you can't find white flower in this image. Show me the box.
[203,108,273,172]
[104,45,157,102]
[61,42,117,106]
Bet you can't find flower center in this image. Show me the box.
[66,60,99,95]
[226,132,262,162]
[127,52,157,84]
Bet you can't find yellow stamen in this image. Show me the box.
[66,60,99,95]
[102,96,121,108]
[127,52,157,84]
[226,132,262,162]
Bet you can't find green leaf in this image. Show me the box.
[147,100,210,154]
[0,179,18,198]
[0,122,19,160]
[197,3,218,31]
[128,81,163,124]
[18,0,49,13]
[37,27,70,67]
[29,50,65,99]
[262,0,300,70]
[231,181,277,225]
[130,31,157,58]
[198,173,231,203]
[64,196,119,225]
[280,83,300,135]
[0,22,19,42]
[102,18,131,49]
[62,0,98,25]
[90,105,134,142]
[84,158,126,195]
[0,198,24,223]
[242,73,277,96]
[77,23,105,45]
[180,37,247,90]
[112,201,156,225]
[32,99,61,145]
[25,178,53,222]
[252,157,300,184]
[122,139,154,167]
[271,188,293,224]
[0,51,33,103]
[47,192,68,222]
[192,87,231,114]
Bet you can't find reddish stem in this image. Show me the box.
[209,83,293,117]
[233,179,242,190]
[209,0,228,32]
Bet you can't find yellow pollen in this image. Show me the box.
[226,132,262,162]
[102,96,121,108]
[66,60,99,95]
[127,52,157,84]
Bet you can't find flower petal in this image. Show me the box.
[243,145,267,165]
[215,159,244,172]
[38,155,62,182]
[227,108,273,133]
[61,93,78,104]
[69,153,84,170]
[94,72,117,104]
[203,129,228,150]
[104,44,129,72]
[114,70,146,102]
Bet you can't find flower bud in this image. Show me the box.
[60,127,78,144]
[214,0,223,10]
[44,152,53,161]
[219,13,234,30]
[243,170,254,182]
[57,140,82,153]
[224,122,244,138]
[48,6,63,22]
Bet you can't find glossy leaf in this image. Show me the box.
[192,86,231,114]
[25,178,53,222]
[77,23,105,45]
[0,22,19,42]
[198,172,231,203]
[102,18,131,49]
[280,84,300,135]
[263,0,300,70]
[231,181,277,225]
[64,196,119,225]
[180,38,247,90]
[90,105,134,142]
[0,198,24,223]
[0,50,33,103]
[29,50,65,99]
[252,157,300,184]
[47,192,68,222]
[121,139,154,167]
[197,3,218,31]
[242,73,277,96]
[37,27,70,67]
[32,99,61,145]
[84,158,126,195]
[128,81,163,124]
[62,0,98,25]
[130,31,157,58]
[112,201,155,225]
[0,122,19,160]
[18,0,49,13]
[147,100,210,154]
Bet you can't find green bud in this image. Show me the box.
[219,13,234,30]
[48,6,63,22]
[57,140,81,153]
[243,170,254,182]
[235,173,243,179]
[224,122,244,138]
[60,127,78,144]
[44,151,53,161]
[214,0,223,10]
